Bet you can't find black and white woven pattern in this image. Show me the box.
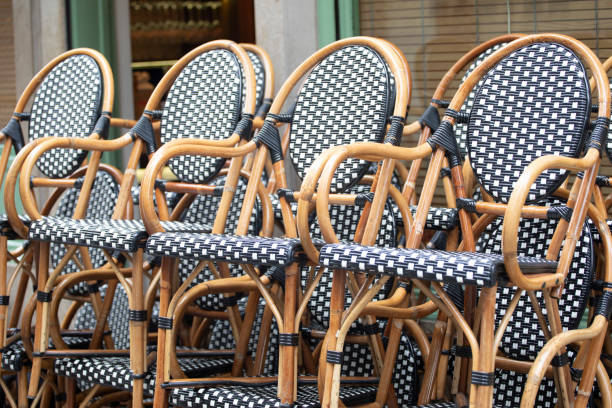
[1,335,91,372]
[407,205,459,231]
[49,171,119,295]
[246,50,265,111]
[493,368,557,407]
[29,55,103,178]
[288,45,391,193]
[177,175,262,310]
[147,233,302,267]
[28,217,211,252]
[161,49,242,184]
[467,43,590,203]
[0,214,31,238]
[477,204,594,361]
[455,42,507,157]
[319,244,558,287]
[169,383,377,408]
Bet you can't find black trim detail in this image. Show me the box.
[154,179,167,191]
[267,101,295,123]
[589,117,610,151]
[37,291,52,302]
[546,206,573,222]
[277,188,295,203]
[158,316,173,330]
[453,345,472,358]
[131,114,157,154]
[54,393,66,402]
[361,323,381,335]
[87,283,99,294]
[279,404,295,408]
[419,105,440,131]
[132,372,147,380]
[128,309,147,322]
[278,333,299,346]
[213,186,224,197]
[431,99,450,108]
[595,175,611,187]
[254,120,283,163]
[93,114,110,139]
[471,371,494,386]
[427,120,462,167]
[456,198,477,213]
[0,118,25,152]
[385,115,404,146]
[440,167,451,178]
[255,98,273,118]
[595,291,612,319]
[14,112,31,121]
[551,352,569,367]
[571,367,583,382]
[592,104,599,113]
[234,113,254,140]
[0,295,9,306]
[326,350,343,365]
[221,294,242,307]
[354,192,374,206]
[592,280,612,291]
[143,109,163,120]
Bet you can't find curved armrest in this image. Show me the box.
[140,137,258,234]
[17,134,134,223]
[297,142,433,261]
[502,148,600,290]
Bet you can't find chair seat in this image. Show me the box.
[0,214,31,238]
[169,383,377,408]
[28,217,211,252]
[1,335,91,372]
[319,244,558,287]
[54,352,234,395]
[146,233,308,267]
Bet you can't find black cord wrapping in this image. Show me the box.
[132,372,147,380]
[546,206,573,222]
[221,294,242,307]
[0,117,24,152]
[592,280,612,291]
[571,367,583,382]
[73,177,85,190]
[154,179,167,192]
[595,291,612,320]
[157,317,173,330]
[419,106,440,132]
[93,114,110,139]
[427,120,462,168]
[326,350,343,365]
[14,112,30,121]
[0,295,9,306]
[384,115,405,146]
[265,266,285,287]
[277,188,295,203]
[129,309,148,322]
[588,117,610,151]
[213,186,225,197]
[354,192,375,206]
[234,113,254,140]
[87,283,99,294]
[278,333,299,347]
[131,114,157,154]
[37,291,52,303]
[254,120,283,163]
[431,99,450,108]
[267,101,296,123]
[440,167,451,178]
[456,198,477,213]
[143,109,163,120]
[471,371,494,386]
[551,352,569,367]
[255,98,273,118]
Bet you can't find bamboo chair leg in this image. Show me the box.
[64,378,76,408]
[575,323,608,407]
[17,367,27,408]
[130,249,146,408]
[374,317,403,408]
[475,286,496,408]
[28,241,49,400]
[418,312,447,404]
[153,256,175,408]
[230,291,259,376]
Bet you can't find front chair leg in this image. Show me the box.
[474,285,496,408]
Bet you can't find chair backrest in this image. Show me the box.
[466,42,591,204]
[245,50,266,112]
[29,54,105,179]
[287,45,395,193]
[159,49,244,184]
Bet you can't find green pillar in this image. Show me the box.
[317,0,359,48]
[338,0,359,38]
[68,0,123,169]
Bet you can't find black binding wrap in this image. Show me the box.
[154,179,167,192]
[471,371,494,386]
[267,101,296,123]
[234,113,254,140]
[278,333,299,346]
[595,175,611,187]
[158,316,173,330]
[326,350,343,365]
[592,104,599,113]
[55,393,66,402]
[0,117,24,152]
[551,352,569,367]
[446,282,465,311]
[37,290,52,302]
[213,186,224,197]
[14,112,30,121]
[419,105,440,131]
[221,294,242,307]
[132,372,147,380]
[384,115,404,146]
[0,295,9,306]
[87,283,99,294]
[129,309,148,322]
[589,117,610,151]
[254,120,283,163]
[571,367,583,382]
[440,167,451,178]
[131,114,157,154]
[256,98,273,118]
[73,176,84,190]
[143,109,163,120]
[93,112,111,139]
[452,345,472,358]
[427,120,462,167]
[546,206,573,222]
[592,280,612,291]
[446,109,469,124]
[431,99,450,108]
[277,188,295,202]
[359,322,381,335]
[456,198,477,213]
[279,404,295,408]
[354,192,374,206]
[595,291,612,319]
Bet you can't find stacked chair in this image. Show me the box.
[2,32,612,408]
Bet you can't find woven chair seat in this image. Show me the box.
[54,351,234,396]
[0,214,31,238]
[319,244,557,287]
[168,383,377,408]
[146,233,311,267]
[1,335,91,372]
[28,217,211,252]
[413,403,457,407]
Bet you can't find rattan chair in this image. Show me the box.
[18,40,258,407]
[141,36,412,407]
[305,33,610,407]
